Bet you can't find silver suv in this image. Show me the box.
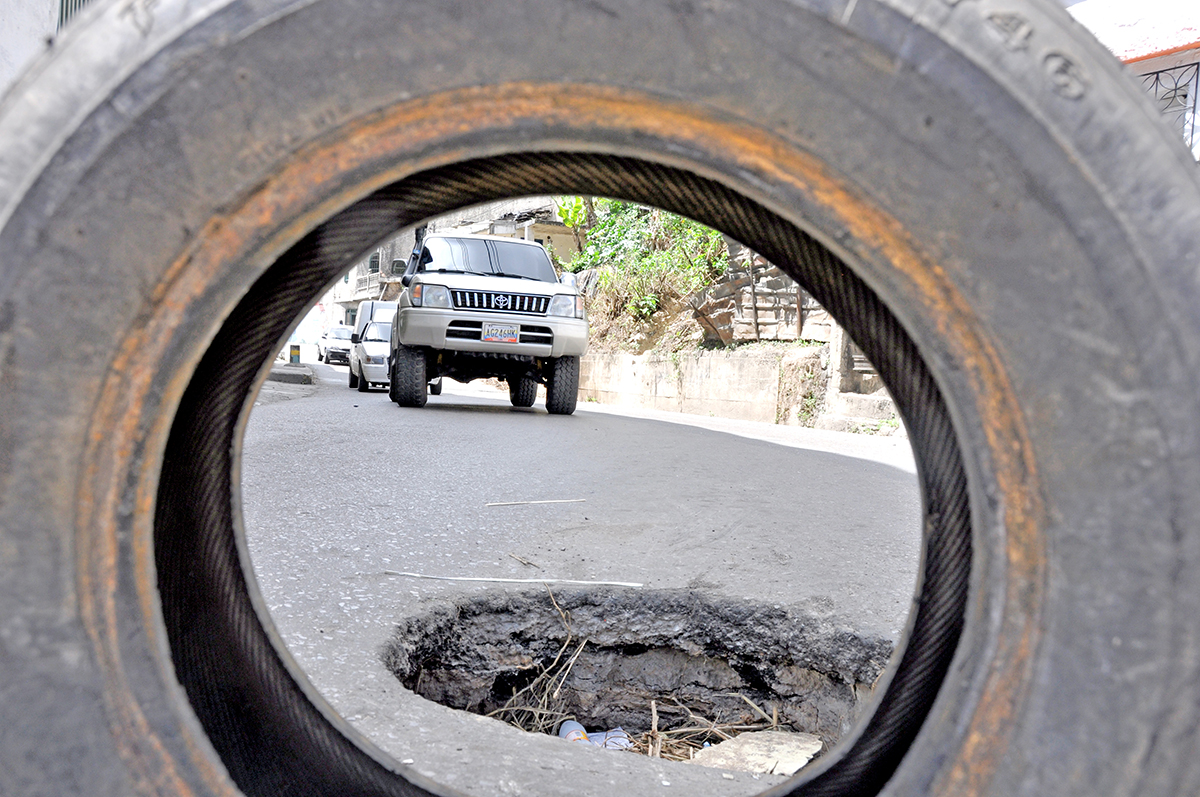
[390,234,589,414]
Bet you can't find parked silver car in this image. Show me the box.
[390,234,588,413]
[348,321,391,392]
[316,325,353,364]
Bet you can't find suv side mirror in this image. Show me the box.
[559,271,577,289]
[350,333,360,344]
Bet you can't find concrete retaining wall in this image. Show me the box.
[580,349,793,424]
[579,346,903,434]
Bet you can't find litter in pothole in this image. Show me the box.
[381,588,893,773]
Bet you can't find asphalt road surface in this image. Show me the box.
[241,360,921,796]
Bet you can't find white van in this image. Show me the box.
[348,301,397,391]
[352,300,397,338]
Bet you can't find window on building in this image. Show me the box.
[1142,61,1200,160]
[368,253,380,274]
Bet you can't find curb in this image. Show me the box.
[268,363,314,384]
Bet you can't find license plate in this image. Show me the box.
[482,322,520,343]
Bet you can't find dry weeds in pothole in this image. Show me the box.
[486,591,589,735]
[483,591,784,761]
[627,698,783,762]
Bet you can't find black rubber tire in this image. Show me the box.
[356,364,369,392]
[2,2,1199,797]
[348,364,359,390]
[428,378,443,396]
[391,345,428,408]
[317,350,324,362]
[544,356,579,416]
[508,376,537,408]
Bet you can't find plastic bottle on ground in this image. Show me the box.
[559,721,590,744]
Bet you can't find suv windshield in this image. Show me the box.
[327,328,351,340]
[419,237,557,282]
[362,322,391,342]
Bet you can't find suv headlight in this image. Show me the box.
[411,283,452,309]
[547,294,585,319]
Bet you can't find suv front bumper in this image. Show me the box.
[397,307,588,359]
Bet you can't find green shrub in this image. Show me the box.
[559,198,727,323]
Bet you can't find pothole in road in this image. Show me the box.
[381,589,893,764]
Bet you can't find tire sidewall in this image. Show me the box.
[1,1,1198,795]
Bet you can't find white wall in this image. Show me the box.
[0,0,56,97]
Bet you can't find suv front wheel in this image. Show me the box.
[390,345,428,407]
[544,355,579,416]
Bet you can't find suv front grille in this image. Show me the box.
[446,320,554,346]
[451,290,549,315]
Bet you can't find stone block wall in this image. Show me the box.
[690,242,833,345]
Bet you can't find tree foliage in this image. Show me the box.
[558,198,728,321]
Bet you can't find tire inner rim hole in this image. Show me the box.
[155,152,971,797]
